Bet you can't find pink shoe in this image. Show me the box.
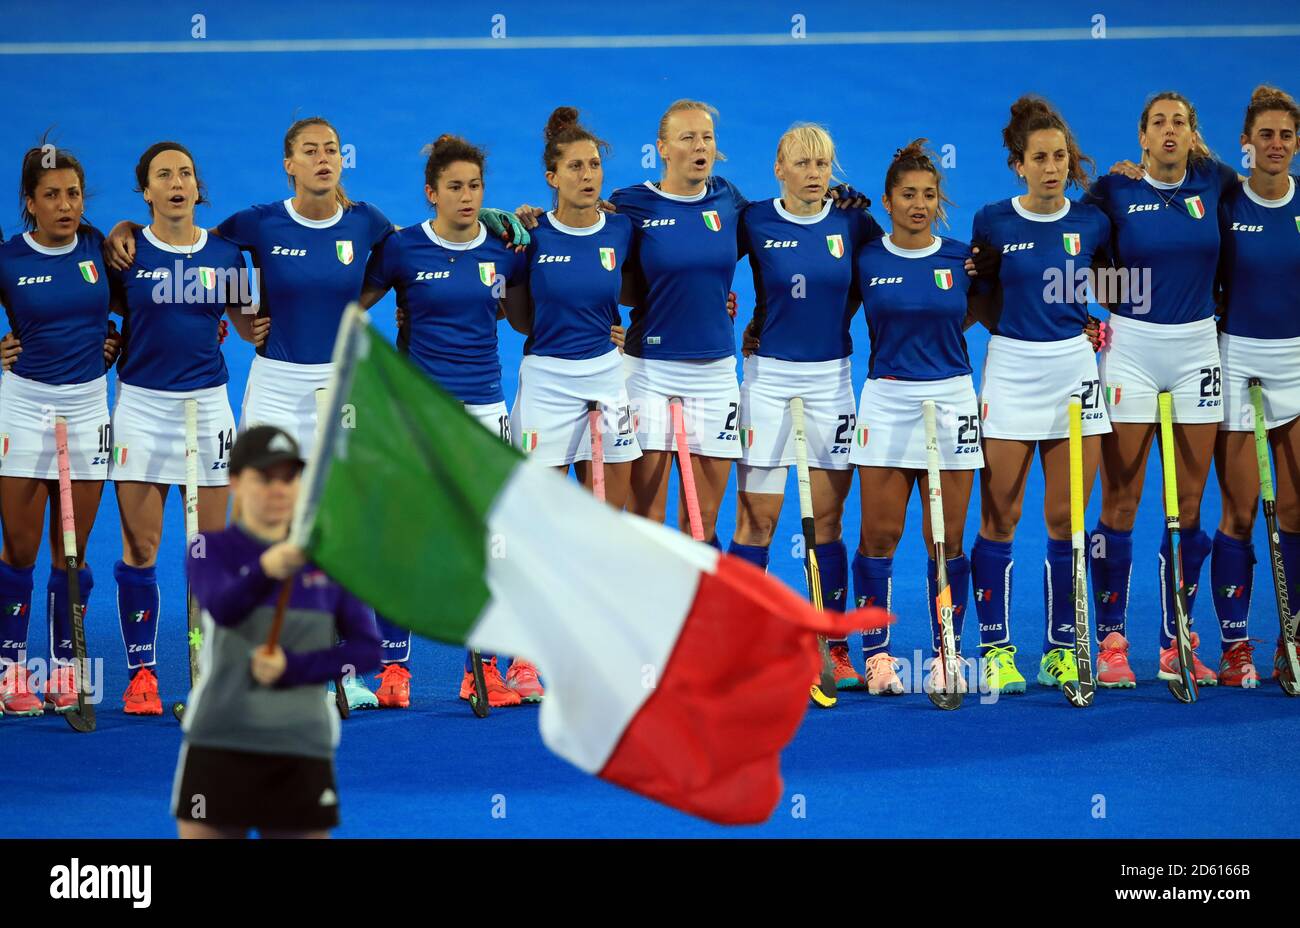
[1096,632,1137,688]
[504,659,544,702]
[1159,632,1218,686]
[1,662,43,716]
[864,652,903,695]
[44,663,80,713]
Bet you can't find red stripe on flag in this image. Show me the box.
[598,553,890,824]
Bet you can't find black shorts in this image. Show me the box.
[172,743,340,832]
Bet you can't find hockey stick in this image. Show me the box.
[588,400,606,504]
[1249,379,1300,696]
[315,387,350,720]
[55,417,95,732]
[173,399,201,721]
[922,401,962,710]
[669,397,705,541]
[1158,391,1198,703]
[1062,395,1095,708]
[790,397,837,709]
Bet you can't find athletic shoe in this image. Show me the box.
[459,656,522,708]
[342,672,379,710]
[864,651,903,696]
[1158,631,1218,686]
[0,662,43,716]
[926,655,969,696]
[1096,632,1137,688]
[1037,648,1079,689]
[1218,641,1259,689]
[830,645,865,690]
[375,663,412,708]
[1272,638,1300,682]
[505,659,545,702]
[44,663,80,713]
[123,667,162,716]
[981,645,1026,695]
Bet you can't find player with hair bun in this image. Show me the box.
[731,122,883,690]
[966,96,1113,695]
[1210,84,1300,686]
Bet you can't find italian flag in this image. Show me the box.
[1184,196,1205,219]
[702,210,722,232]
[933,268,953,290]
[293,307,890,824]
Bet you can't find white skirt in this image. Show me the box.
[512,349,641,467]
[109,382,236,486]
[979,334,1111,440]
[849,374,985,470]
[623,355,741,459]
[738,355,855,469]
[1219,332,1300,432]
[465,401,512,442]
[239,355,333,459]
[0,372,109,480]
[1099,315,1223,424]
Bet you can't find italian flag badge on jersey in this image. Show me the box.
[826,234,845,258]
[599,247,617,271]
[1062,233,1081,256]
[0,434,8,457]
[478,262,497,287]
[1294,216,1300,233]
[739,426,755,448]
[702,210,722,232]
[78,260,99,284]
[520,430,539,452]
[933,268,954,290]
[113,445,128,466]
[1105,384,1122,405]
[336,240,355,265]
[1184,196,1206,219]
[855,426,868,447]
[198,267,216,289]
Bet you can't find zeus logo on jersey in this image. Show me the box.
[16,275,52,286]
[1002,242,1035,253]
[763,240,798,248]
[536,254,571,263]
[1126,203,1161,214]
[642,218,675,228]
[1230,222,1264,233]
[135,268,168,279]
[869,276,903,286]
[270,245,308,256]
[415,271,450,281]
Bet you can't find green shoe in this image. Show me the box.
[982,645,1026,694]
[342,673,379,710]
[1037,648,1079,688]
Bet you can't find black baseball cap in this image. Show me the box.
[229,425,305,475]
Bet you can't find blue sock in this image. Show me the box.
[815,541,848,646]
[1210,531,1254,651]
[727,540,770,572]
[115,561,159,672]
[1159,523,1211,649]
[853,552,893,657]
[1090,522,1132,640]
[48,566,93,664]
[971,536,1013,652]
[375,613,411,664]
[927,555,970,655]
[0,561,34,666]
[1280,531,1300,640]
[1043,538,1076,652]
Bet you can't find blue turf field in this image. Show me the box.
[1,0,1298,837]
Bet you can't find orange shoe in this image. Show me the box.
[505,659,544,702]
[459,656,521,708]
[375,663,411,708]
[1,662,43,717]
[829,645,865,690]
[123,667,162,715]
[44,663,80,713]
[1218,640,1260,689]
[1158,632,1218,686]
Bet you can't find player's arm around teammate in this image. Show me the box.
[966,97,1113,695]
[1085,92,1240,686]
[849,141,982,698]
[0,145,111,717]
[729,123,883,690]
[503,108,640,509]
[1209,85,1300,686]
[106,142,250,716]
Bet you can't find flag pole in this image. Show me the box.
[290,302,368,549]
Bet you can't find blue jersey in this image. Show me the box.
[740,198,883,362]
[217,199,392,364]
[609,176,748,360]
[1085,159,1237,324]
[364,221,525,405]
[856,236,972,381]
[110,228,245,390]
[1218,176,1300,339]
[971,197,1112,341]
[523,211,632,360]
[0,229,110,385]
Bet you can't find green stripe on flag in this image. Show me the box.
[303,320,522,642]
